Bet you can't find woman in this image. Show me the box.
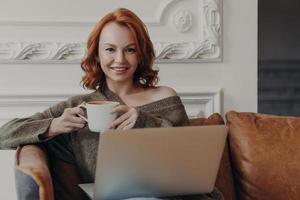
[0,8,223,200]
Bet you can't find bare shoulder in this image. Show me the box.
[147,86,177,101]
[156,86,177,97]
[129,86,178,106]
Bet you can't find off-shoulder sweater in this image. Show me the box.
[0,87,190,182]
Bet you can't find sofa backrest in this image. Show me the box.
[226,111,300,200]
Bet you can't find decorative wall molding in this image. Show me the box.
[0,42,86,62]
[148,0,179,26]
[0,41,221,63]
[0,0,178,27]
[177,88,221,118]
[172,10,193,33]
[0,90,221,125]
[154,40,220,62]
[0,0,222,63]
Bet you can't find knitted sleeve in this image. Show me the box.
[0,95,87,149]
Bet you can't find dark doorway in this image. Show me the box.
[259,0,300,116]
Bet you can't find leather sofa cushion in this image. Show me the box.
[190,113,236,200]
[226,111,300,200]
[189,113,225,126]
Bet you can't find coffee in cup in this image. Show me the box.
[78,100,119,132]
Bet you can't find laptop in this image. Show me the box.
[79,125,228,200]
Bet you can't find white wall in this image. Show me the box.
[0,0,257,199]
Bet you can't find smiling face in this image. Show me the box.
[98,22,139,86]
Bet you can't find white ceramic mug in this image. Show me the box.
[78,100,119,133]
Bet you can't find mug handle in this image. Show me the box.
[78,104,88,122]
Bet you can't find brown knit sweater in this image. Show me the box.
[0,87,190,182]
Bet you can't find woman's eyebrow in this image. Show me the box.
[125,43,136,47]
[102,43,136,47]
[103,43,115,46]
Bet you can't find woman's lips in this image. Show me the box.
[110,66,129,73]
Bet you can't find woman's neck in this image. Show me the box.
[106,80,141,96]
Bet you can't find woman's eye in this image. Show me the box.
[126,48,136,53]
[105,48,114,53]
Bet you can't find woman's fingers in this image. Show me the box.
[110,106,137,129]
[62,107,86,128]
[65,107,86,123]
[123,122,135,130]
[67,122,86,129]
[70,116,86,124]
[73,106,86,116]
[116,116,136,130]
[109,105,139,130]
[111,105,129,114]
[52,103,88,135]
[110,112,131,128]
[116,118,132,130]
[66,106,86,116]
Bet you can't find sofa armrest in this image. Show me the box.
[15,145,54,200]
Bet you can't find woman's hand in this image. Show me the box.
[109,105,139,130]
[47,105,86,137]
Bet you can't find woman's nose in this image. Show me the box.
[114,50,125,63]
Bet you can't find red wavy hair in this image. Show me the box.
[81,8,158,91]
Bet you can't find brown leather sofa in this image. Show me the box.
[15,111,300,200]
